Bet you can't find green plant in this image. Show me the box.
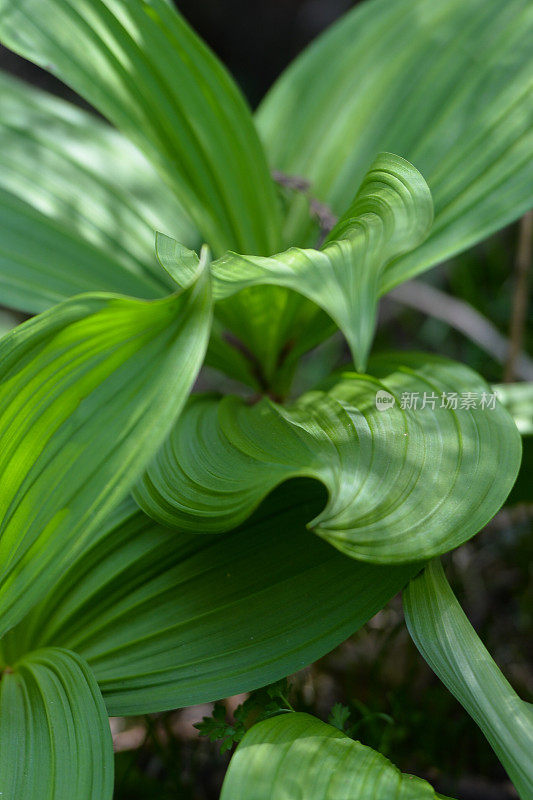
[0,0,531,798]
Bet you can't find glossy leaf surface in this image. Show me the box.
[493,382,533,436]
[156,153,432,371]
[0,265,211,636]
[0,70,196,314]
[258,0,533,287]
[135,354,521,564]
[404,560,533,800]
[1,488,417,715]
[221,712,455,800]
[0,0,281,256]
[0,647,113,800]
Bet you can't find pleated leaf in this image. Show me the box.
[0,70,196,314]
[158,228,335,387]
[0,187,167,314]
[0,647,113,800]
[403,560,533,800]
[134,354,521,564]
[0,0,281,256]
[257,0,533,287]
[220,712,455,800]
[156,153,433,371]
[0,263,211,637]
[0,488,417,716]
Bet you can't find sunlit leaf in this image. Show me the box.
[0,0,281,256]
[0,262,211,636]
[156,153,433,371]
[257,0,533,287]
[403,559,533,800]
[493,382,533,436]
[0,70,198,314]
[0,647,113,800]
[220,712,455,800]
[134,354,520,564]
[0,186,167,314]
[0,486,417,715]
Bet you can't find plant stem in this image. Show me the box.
[388,280,533,380]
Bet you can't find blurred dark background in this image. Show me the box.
[1,2,531,799]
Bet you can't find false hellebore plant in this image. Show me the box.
[0,0,531,797]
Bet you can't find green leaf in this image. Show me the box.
[203,320,264,392]
[0,263,211,637]
[0,647,113,800]
[134,354,521,564]
[257,0,533,287]
[328,702,351,732]
[220,712,455,800]
[195,680,292,753]
[493,382,533,436]
[155,234,285,388]
[403,560,533,800]
[157,153,432,372]
[0,70,197,314]
[0,186,166,315]
[0,0,281,256]
[195,703,241,754]
[1,486,417,715]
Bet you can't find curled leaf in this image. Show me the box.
[157,153,433,371]
[257,0,533,285]
[135,354,520,564]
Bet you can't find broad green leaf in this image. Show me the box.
[134,354,521,564]
[156,153,433,371]
[0,486,417,715]
[0,187,167,314]
[0,70,197,314]
[0,0,281,256]
[403,560,533,800]
[0,647,113,800]
[257,0,533,287]
[493,382,533,436]
[220,712,455,800]
[0,262,211,637]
